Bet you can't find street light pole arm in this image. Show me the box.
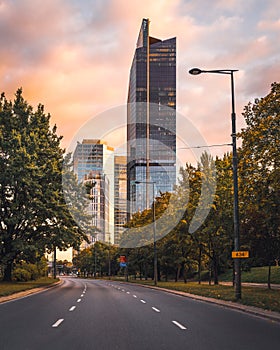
[189,68,238,75]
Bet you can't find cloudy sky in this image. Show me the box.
[1,0,280,160]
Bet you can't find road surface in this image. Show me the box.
[0,277,279,349]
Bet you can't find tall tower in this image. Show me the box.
[114,156,127,245]
[73,139,114,244]
[127,19,176,215]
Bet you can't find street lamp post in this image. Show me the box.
[189,68,241,299]
[87,179,97,277]
[135,180,158,286]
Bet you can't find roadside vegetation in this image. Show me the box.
[218,266,280,284]
[0,277,59,298]
[0,89,91,282]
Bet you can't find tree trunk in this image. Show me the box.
[198,244,202,285]
[175,265,181,282]
[268,264,271,290]
[165,265,168,282]
[183,268,187,284]
[208,264,212,285]
[157,262,161,282]
[3,261,13,282]
[213,251,219,285]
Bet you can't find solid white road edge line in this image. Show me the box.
[52,319,64,328]
[172,321,187,330]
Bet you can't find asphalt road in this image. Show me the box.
[0,277,279,350]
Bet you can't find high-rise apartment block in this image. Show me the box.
[127,18,176,214]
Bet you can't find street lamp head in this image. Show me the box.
[189,68,202,75]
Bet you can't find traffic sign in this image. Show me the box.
[232,251,249,258]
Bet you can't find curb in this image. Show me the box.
[0,278,63,304]
[117,281,280,324]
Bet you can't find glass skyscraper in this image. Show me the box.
[127,18,176,215]
[73,139,114,244]
[114,156,127,245]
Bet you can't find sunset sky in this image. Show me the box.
[1,0,280,161]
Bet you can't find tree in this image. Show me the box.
[238,82,280,288]
[0,89,88,281]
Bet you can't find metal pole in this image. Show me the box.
[108,240,111,277]
[53,246,57,279]
[135,180,158,285]
[152,183,158,286]
[230,72,241,299]
[94,244,97,277]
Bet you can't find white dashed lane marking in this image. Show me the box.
[140,300,146,304]
[69,306,76,312]
[52,319,64,328]
[172,321,187,330]
[152,307,160,313]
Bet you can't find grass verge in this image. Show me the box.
[219,266,280,284]
[118,279,280,313]
[0,277,59,297]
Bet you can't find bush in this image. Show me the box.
[12,268,31,282]
[23,263,40,280]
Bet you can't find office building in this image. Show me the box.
[73,139,114,244]
[127,18,176,215]
[114,156,127,245]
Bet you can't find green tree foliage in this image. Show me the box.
[239,82,280,285]
[0,89,88,281]
[74,83,279,286]
[73,242,119,277]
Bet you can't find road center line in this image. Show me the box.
[77,299,81,303]
[69,306,76,312]
[172,320,187,330]
[52,319,64,328]
[140,300,146,304]
[152,307,160,312]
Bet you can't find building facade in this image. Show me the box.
[114,156,127,245]
[127,18,176,215]
[73,139,114,244]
